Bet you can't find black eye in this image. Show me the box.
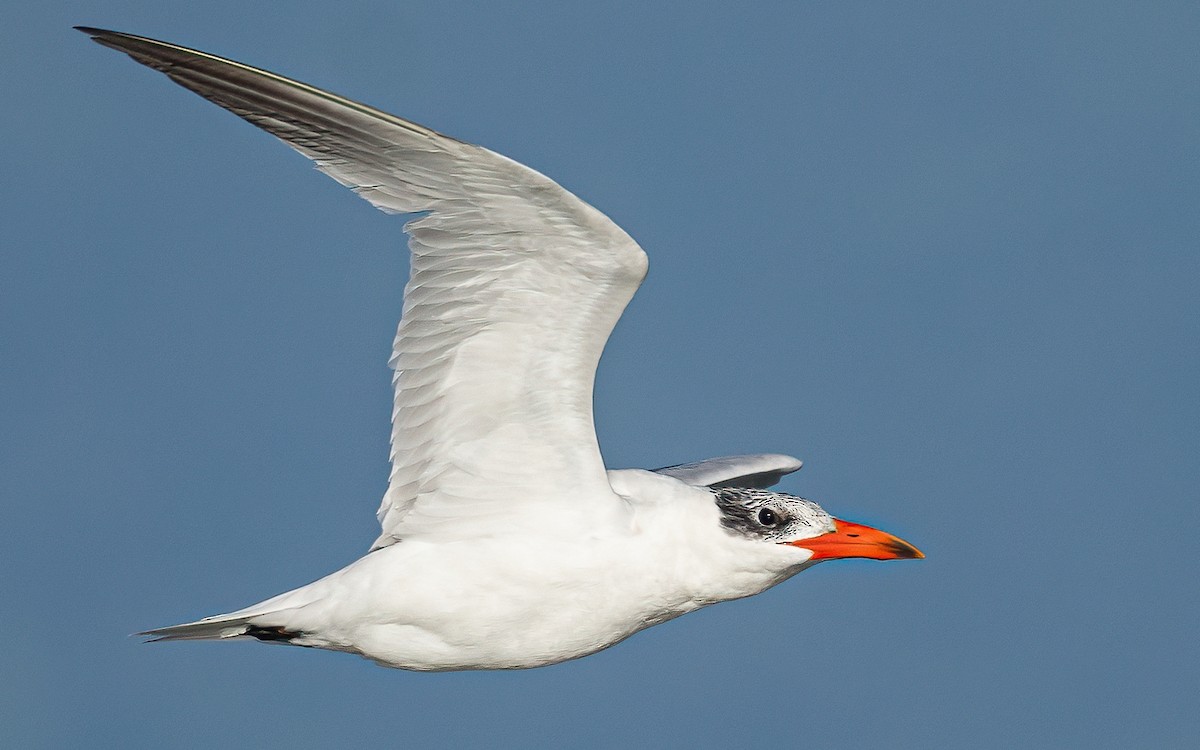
[757,508,779,527]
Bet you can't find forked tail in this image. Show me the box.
[140,586,326,644]
[139,614,263,642]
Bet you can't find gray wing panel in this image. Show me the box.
[653,454,803,489]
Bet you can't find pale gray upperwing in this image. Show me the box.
[654,454,803,489]
[80,28,648,547]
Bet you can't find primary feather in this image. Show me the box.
[78,27,647,548]
[81,28,922,671]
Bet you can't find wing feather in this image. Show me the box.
[81,28,647,546]
[654,454,803,489]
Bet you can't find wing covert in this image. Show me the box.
[81,28,648,547]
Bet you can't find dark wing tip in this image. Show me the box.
[74,25,119,40]
[75,27,193,63]
[74,27,152,56]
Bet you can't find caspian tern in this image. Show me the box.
[80,27,923,672]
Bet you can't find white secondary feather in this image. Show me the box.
[83,28,922,671]
[82,30,648,547]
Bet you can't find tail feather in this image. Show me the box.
[139,614,259,642]
[140,576,332,643]
[140,599,314,643]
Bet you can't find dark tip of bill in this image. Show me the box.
[890,538,925,559]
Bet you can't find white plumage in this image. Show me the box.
[81,27,921,671]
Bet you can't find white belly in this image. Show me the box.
[264,477,805,671]
[282,537,705,670]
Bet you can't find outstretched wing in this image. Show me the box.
[81,28,648,546]
[654,454,803,489]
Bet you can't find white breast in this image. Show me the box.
[270,472,805,670]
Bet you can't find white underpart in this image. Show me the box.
[83,29,822,671]
[226,471,811,670]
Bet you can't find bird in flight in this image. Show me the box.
[79,27,922,672]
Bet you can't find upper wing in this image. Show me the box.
[81,28,648,546]
[653,454,803,489]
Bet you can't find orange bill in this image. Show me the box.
[789,519,924,561]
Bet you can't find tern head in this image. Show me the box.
[712,487,924,562]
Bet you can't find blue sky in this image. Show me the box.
[3,1,1198,747]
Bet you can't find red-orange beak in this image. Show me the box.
[789,519,924,561]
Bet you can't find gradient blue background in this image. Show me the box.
[3,1,1198,747]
